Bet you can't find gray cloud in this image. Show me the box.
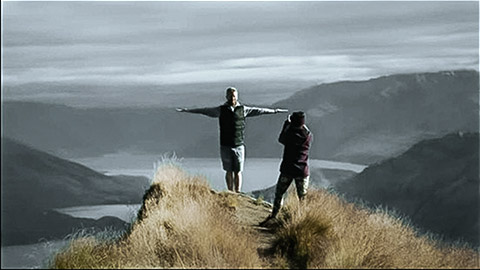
[2,1,478,107]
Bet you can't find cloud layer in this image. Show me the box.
[2,1,478,106]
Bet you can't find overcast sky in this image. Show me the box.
[2,1,479,107]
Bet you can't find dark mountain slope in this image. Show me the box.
[334,132,479,246]
[2,137,150,209]
[1,138,150,245]
[248,70,478,164]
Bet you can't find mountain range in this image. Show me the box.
[1,138,150,246]
[250,69,478,164]
[3,70,478,165]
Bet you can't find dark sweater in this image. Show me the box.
[278,120,313,178]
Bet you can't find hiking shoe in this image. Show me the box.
[259,215,275,227]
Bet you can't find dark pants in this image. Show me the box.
[271,174,309,217]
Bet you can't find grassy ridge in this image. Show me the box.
[52,164,263,268]
[51,165,479,268]
[273,188,478,268]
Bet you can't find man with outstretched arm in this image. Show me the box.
[260,111,313,226]
[176,87,288,193]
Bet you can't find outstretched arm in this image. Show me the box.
[244,106,288,117]
[176,106,220,118]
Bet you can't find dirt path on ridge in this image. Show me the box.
[220,191,277,265]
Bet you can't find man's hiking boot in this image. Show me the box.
[259,215,276,227]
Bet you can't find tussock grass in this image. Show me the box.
[51,164,479,269]
[52,163,263,269]
[52,227,127,269]
[271,188,479,269]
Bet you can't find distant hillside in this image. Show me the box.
[3,70,478,164]
[249,69,479,163]
[2,210,128,246]
[334,132,479,247]
[2,102,220,159]
[2,137,150,208]
[1,138,150,245]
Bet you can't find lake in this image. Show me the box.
[74,154,366,192]
[57,155,366,222]
[1,240,67,269]
[54,204,142,223]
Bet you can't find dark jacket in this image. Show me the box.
[219,104,245,147]
[182,103,278,147]
[279,120,312,178]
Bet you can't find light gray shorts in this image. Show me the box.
[220,145,245,172]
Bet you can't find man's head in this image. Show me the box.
[290,111,306,127]
[226,87,238,106]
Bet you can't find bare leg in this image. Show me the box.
[225,171,234,191]
[234,171,242,193]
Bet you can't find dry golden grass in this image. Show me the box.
[51,164,479,269]
[271,187,479,269]
[52,163,263,269]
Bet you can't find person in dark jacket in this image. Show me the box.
[176,87,288,193]
[260,111,313,224]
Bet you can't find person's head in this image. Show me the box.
[226,87,238,106]
[290,111,306,127]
